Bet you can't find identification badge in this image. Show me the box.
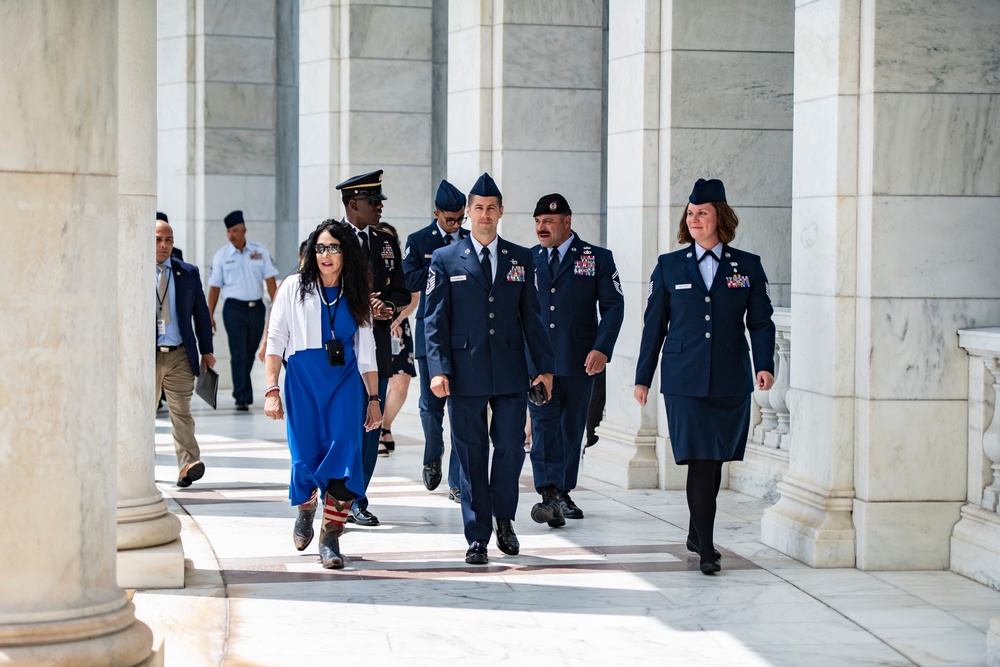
[450,275,466,282]
[325,339,345,366]
[675,283,692,290]
[157,319,166,335]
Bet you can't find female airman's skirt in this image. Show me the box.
[662,394,752,465]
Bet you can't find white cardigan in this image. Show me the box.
[265,274,378,375]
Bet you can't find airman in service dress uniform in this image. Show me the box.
[527,194,624,527]
[424,173,555,565]
[635,178,775,575]
[336,170,411,526]
[402,180,470,500]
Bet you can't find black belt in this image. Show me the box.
[228,299,260,307]
[157,345,183,353]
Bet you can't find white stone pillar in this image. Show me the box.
[587,0,793,489]
[300,0,433,242]
[0,2,155,664]
[117,0,184,589]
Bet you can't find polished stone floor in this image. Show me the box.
[133,399,1000,666]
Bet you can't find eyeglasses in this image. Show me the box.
[315,244,343,255]
[442,215,466,225]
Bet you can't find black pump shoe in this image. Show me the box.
[686,537,722,560]
[700,559,721,575]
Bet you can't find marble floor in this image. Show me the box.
[133,400,1000,667]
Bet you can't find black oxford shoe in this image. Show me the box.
[465,540,488,565]
[686,536,722,560]
[448,487,461,503]
[346,505,379,526]
[422,459,442,491]
[700,558,722,575]
[495,519,520,556]
[176,461,205,488]
[557,491,584,519]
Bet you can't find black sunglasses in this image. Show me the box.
[315,244,343,255]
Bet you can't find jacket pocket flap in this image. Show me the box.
[662,339,682,354]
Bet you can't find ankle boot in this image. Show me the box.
[319,495,352,569]
[293,490,318,551]
[530,486,565,528]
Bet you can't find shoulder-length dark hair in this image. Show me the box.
[677,201,740,245]
[298,219,372,327]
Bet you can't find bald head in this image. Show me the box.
[156,220,175,263]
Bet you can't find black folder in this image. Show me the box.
[195,366,219,409]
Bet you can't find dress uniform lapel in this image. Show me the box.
[684,245,704,291]
[551,240,576,282]
[709,245,733,293]
[458,236,490,291]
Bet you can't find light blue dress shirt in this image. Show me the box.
[469,235,499,284]
[156,258,182,346]
[695,241,723,291]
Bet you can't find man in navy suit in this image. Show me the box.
[403,180,470,501]
[424,173,555,564]
[155,219,216,487]
[527,194,624,527]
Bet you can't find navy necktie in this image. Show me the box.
[444,234,452,245]
[549,248,559,276]
[481,247,493,289]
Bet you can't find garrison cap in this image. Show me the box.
[533,193,571,218]
[469,172,501,199]
[336,169,388,201]
[689,178,727,205]
[224,210,245,228]
[434,180,466,212]
[156,211,169,223]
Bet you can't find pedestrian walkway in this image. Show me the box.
[134,402,999,666]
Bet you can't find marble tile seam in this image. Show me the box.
[667,126,793,132]
[0,169,117,178]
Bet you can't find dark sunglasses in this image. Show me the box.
[315,244,343,255]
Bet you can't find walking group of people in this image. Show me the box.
[156,171,775,576]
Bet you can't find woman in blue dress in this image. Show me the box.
[634,179,775,575]
[263,220,382,569]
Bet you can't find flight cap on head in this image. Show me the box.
[533,193,571,218]
[224,210,245,228]
[336,169,387,201]
[469,172,502,199]
[156,211,169,223]
[688,178,727,205]
[434,180,466,212]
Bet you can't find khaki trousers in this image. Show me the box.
[155,347,200,471]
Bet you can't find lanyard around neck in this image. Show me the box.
[318,283,341,340]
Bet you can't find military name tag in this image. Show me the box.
[675,283,692,290]
[450,275,466,282]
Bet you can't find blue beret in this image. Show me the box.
[434,180,466,212]
[156,211,168,222]
[469,172,502,199]
[224,210,245,228]
[335,169,387,200]
[689,179,726,205]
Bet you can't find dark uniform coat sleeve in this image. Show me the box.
[173,259,214,377]
[367,226,411,377]
[403,222,469,358]
[635,244,774,397]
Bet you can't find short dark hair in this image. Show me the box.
[677,201,739,245]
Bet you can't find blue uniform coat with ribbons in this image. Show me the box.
[170,259,214,376]
[529,235,624,377]
[635,244,775,397]
[402,220,470,358]
[424,236,555,396]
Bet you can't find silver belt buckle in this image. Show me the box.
[158,346,170,353]
[248,301,257,307]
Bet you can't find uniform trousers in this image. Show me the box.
[222,298,265,404]
[356,376,388,510]
[528,374,595,493]
[155,347,200,471]
[417,355,461,490]
[448,392,527,544]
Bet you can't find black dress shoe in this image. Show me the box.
[700,558,721,575]
[346,506,379,526]
[557,491,584,519]
[465,540,488,565]
[422,459,442,491]
[531,487,565,528]
[448,488,461,503]
[176,461,205,488]
[235,403,249,412]
[293,506,316,551]
[686,536,722,560]
[495,519,520,555]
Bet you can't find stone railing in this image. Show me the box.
[729,307,791,501]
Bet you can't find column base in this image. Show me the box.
[854,499,962,570]
[118,538,185,590]
[761,475,856,567]
[951,503,1000,590]
[117,499,182,550]
[729,443,789,502]
[582,422,658,489]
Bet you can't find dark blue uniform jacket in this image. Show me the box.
[171,259,214,376]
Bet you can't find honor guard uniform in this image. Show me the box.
[402,180,470,499]
[208,210,279,410]
[336,169,411,526]
[424,172,555,564]
[527,194,624,527]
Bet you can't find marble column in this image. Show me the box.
[299,0,433,243]
[447,0,604,247]
[0,2,155,664]
[117,0,184,589]
[763,0,1000,569]
[586,0,793,489]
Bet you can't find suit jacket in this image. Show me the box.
[402,220,470,358]
[359,223,410,378]
[169,259,214,376]
[424,236,555,397]
[530,234,625,377]
[635,244,775,397]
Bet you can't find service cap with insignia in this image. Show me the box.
[689,178,726,205]
[469,172,502,199]
[224,210,244,228]
[336,169,388,201]
[435,179,466,212]
[533,193,571,218]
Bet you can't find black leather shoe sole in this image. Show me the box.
[700,559,721,575]
[530,501,555,524]
[176,462,205,488]
[686,537,722,560]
